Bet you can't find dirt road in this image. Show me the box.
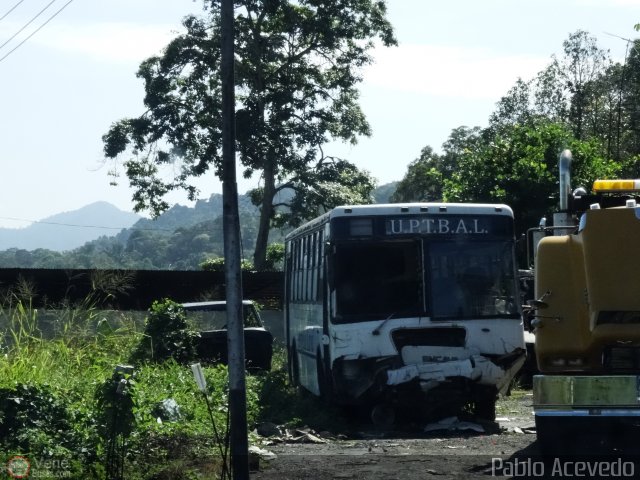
[251,432,537,479]
[251,393,539,479]
[250,390,640,480]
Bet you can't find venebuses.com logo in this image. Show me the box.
[3,455,72,478]
[6,456,31,479]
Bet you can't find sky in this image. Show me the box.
[1,0,639,229]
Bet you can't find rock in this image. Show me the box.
[152,398,181,422]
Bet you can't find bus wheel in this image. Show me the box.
[371,402,395,429]
[316,353,333,402]
[473,390,497,421]
[290,344,300,387]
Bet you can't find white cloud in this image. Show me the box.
[364,44,549,99]
[2,21,185,63]
[573,0,640,6]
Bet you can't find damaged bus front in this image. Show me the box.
[285,204,526,422]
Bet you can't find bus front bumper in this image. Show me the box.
[386,353,525,395]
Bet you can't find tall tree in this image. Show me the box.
[488,78,533,129]
[102,0,396,269]
[558,30,609,140]
[390,146,445,202]
[620,39,640,159]
[440,119,619,234]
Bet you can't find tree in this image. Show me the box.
[559,31,609,141]
[620,39,640,159]
[263,242,284,271]
[103,0,396,270]
[441,119,619,234]
[390,146,445,202]
[489,78,534,129]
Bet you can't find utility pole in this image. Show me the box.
[220,0,249,478]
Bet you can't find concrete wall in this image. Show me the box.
[261,309,284,344]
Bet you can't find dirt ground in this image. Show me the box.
[250,392,540,480]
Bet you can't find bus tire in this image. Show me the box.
[473,390,497,421]
[316,352,333,402]
[371,402,395,429]
[290,344,300,387]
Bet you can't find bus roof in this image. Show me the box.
[285,203,513,240]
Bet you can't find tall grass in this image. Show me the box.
[0,292,269,479]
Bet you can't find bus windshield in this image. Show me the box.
[332,239,519,322]
[333,240,423,321]
[428,240,519,319]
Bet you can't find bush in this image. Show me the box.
[0,382,97,476]
[200,257,255,272]
[130,299,199,364]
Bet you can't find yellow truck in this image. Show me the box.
[531,151,640,452]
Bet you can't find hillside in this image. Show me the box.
[0,183,398,269]
[0,202,141,252]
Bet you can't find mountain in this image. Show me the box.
[0,202,141,252]
[130,192,260,232]
[373,182,398,203]
[0,182,396,256]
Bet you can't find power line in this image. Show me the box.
[0,0,27,22]
[0,216,174,232]
[0,0,58,52]
[0,0,75,64]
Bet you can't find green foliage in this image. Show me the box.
[130,299,199,364]
[0,294,415,477]
[266,160,378,229]
[200,257,255,272]
[95,367,137,440]
[255,346,349,431]
[102,0,396,270]
[442,119,621,234]
[390,146,446,202]
[0,383,92,463]
[263,243,285,271]
[394,29,640,243]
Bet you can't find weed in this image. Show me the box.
[129,299,199,364]
[0,291,355,479]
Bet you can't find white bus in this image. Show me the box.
[284,203,526,422]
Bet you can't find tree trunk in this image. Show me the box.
[253,157,276,270]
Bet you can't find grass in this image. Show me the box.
[0,294,534,479]
[496,387,532,419]
[0,296,340,480]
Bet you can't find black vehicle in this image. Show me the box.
[182,300,273,372]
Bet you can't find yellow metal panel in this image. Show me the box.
[534,235,590,368]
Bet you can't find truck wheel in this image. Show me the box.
[535,415,571,456]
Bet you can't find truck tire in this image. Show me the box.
[535,415,570,456]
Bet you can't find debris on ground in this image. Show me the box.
[423,416,484,433]
[254,424,329,444]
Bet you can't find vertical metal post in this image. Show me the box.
[220,0,249,478]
